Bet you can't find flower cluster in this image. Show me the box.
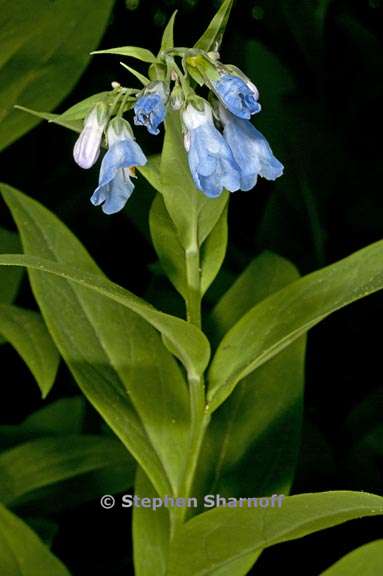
[73,50,283,214]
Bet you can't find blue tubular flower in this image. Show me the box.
[219,106,284,191]
[73,102,108,169]
[133,82,168,135]
[90,118,147,214]
[182,102,241,198]
[212,74,261,119]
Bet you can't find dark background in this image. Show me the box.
[1,0,382,574]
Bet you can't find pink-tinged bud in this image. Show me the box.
[73,102,108,169]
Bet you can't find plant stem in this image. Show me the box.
[185,242,201,326]
[170,238,210,536]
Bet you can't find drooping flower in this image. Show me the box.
[212,74,261,119]
[219,105,284,190]
[90,117,147,214]
[133,81,168,135]
[73,102,108,169]
[182,102,241,198]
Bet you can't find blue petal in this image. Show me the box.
[98,138,147,190]
[91,168,134,215]
[187,123,240,197]
[213,74,261,119]
[134,94,166,135]
[222,113,283,190]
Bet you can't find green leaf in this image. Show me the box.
[0,227,22,305]
[150,193,187,300]
[167,491,383,576]
[194,0,234,51]
[0,0,115,151]
[0,184,210,379]
[208,239,383,411]
[0,184,200,496]
[0,435,134,506]
[133,468,170,576]
[200,204,228,296]
[160,111,228,250]
[138,154,162,191]
[56,91,111,121]
[321,540,383,575]
[15,106,82,133]
[201,253,304,497]
[92,46,156,63]
[0,504,70,576]
[120,63,149,86]
[0,398,86,449]
[0,305,59,397]
[161,11,177,51]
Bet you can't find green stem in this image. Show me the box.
[170,237,210,536]
[185,242,202,326]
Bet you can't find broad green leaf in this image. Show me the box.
[0,184,210,378]
[208,239,383,411]
[0,184,197,496]
[0,305,59,397]
[0,435,134,506]
[201,253,304,498]
[0,397,85,449]
[321,540,383,575]
[194,0,234,51]
[133,468,170,576]
[0,0,115,151]
[0,228,22,305]
[92,46,156,62]
[160,11,177,51]
[167,491,383,576]
[0,504,70,576]
[161,111,228,250]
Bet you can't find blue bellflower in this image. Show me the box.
[90,118,147,214]
[134,82,168,135]
[219,106,284,190]
[212,74,261,119]
[182,102,241,198]
[73,102,108,169]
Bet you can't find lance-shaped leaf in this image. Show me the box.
[321,540,383,575]
[200,253,304,496]
[0,504,70,576]
[0,435,134,506]
[0,304,59,397]
[208,239,383,411]
[167,491,383,576]
[133,468,170,576]
[0,185,210,378]
[92,46,156,62]
[0,184,199,496]
[194,0,234,51]
[0,227,22,305]
[0,398,85,451]
[160,10,177,51]
[0,0,115,151]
